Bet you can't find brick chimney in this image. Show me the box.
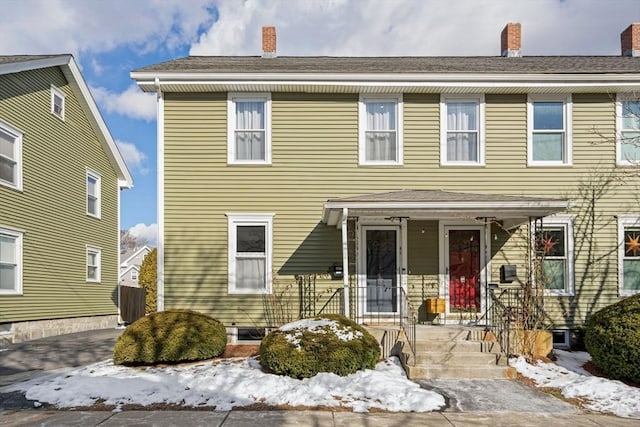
[262,26,276,58]
[621,23,640,57]
[501,23,521,57]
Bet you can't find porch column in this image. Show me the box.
[341,208,350,317]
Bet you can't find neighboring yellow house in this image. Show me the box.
[132,23,640,347]
[0,55,133,343]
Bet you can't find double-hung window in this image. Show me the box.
[86,247,101,282]
[618,216,640,295]
[528,95,572,165]
[228,214,273,294]
[87,170,101,218]
[536,217,574,296]
[617,97,640,165]
[359,95,403,165]
[51,85,65,120]
[228,93,271,164]
[0,120,22,190]
[441,95,485,165]
[0,227,22,294]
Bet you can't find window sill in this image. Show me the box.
[527,162,573,167]
[544,290,574,297]
[87,213,101,219]
[0,290,23,296]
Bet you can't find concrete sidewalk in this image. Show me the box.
[1,409,638,427]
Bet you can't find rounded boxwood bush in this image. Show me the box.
[113,310,227,365]
[585,293,640,383]
[259,314,381,379]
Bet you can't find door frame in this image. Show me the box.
[357,221,406,316]
[438,221,491,319]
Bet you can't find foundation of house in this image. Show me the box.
[1,315,119,344]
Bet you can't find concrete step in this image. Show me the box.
[413,339,501,354]
[414,326,473,341]
[410,351,499,366]
[406,364,517,380]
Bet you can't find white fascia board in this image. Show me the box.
[0,55,71,76]
[65,57,134,188]
[121,245,152,266]
[131,71,640,84]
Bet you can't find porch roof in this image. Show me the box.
[321,190,569,227]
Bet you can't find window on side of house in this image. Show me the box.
[441,95,485,165]
[0,227,22,295]
[227,214,274,294]
[51,85,65,120]
[227,93,271,164]
[536,217,574,296]
[619,216,640,296]
[528,96,572,165]
[131,269,138,281]
[617,97,640,165]
[86,170,101,218]
[86,247,101,282]
[359,95,403,165]
[0,120,22,191]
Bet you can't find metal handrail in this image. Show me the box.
[400,287,418,366]
[316,288,344,316]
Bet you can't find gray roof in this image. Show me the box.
[0,55,69,66]
[133,55,640,75]
[326,190,567,204]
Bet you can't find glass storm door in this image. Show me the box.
[448,229,481,312]
[365,228,398,313]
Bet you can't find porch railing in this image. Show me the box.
[316,287,344,316]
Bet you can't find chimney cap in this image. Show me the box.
[501,22,521,58]
[262,26,276,58]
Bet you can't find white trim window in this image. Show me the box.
[86,246,101,282]
[359,94,403,165]
[0,227,23,295]
[618,216,640,296]
[528,95,572,166]
[51,85,65,121]
[440,95,485,165]
[227,213,274,294]
[616,96,640,166]
[227,93,271,164]
[131,269,138,281]
[0,119,23,191]
[86,170,101,218]
[536,217,574,296]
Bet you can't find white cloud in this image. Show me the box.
[128,223,158,247]
[191,0,638,56]
[116,140,149,176]
[91,84,156,121]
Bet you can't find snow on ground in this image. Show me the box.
[2,356,445,413]
[512,350,640,419]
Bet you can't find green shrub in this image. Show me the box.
[259,314,381,379]
[138,248,157,314]
[113,310,227,365]
[585,293,640,383]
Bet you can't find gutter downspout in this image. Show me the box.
[155,77,165,312]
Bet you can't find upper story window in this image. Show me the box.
[131,269,138,281]
[359,95,403,165]
[528,95,572,166]
[0,227,23,295]
[536,216,574,296]
[86,246,101,282]
[86,170,101,218]
[51,85,65,121]
[227,93,271,164]
[0,119,23,191]
[227,213,274,294]
[618,216,640,296]
[617,97,640,166]
[440,95,485,165]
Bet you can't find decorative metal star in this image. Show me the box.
[541,235,558,255]
[626,233,640,257]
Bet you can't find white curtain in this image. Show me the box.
[236,257,266,290]
[235,101,265,161]
[447,102,477,162]
[366,101,396,161]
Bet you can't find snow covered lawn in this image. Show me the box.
[2,356,445,413]
[512,350,640,419]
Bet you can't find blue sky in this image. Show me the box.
[1,0,638,246]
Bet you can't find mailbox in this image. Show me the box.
[330,264,343,280]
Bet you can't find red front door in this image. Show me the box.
[448,229,481,312]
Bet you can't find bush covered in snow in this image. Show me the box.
[259,314,381,379]
[113,310,227,365]
[585,293,640,383]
